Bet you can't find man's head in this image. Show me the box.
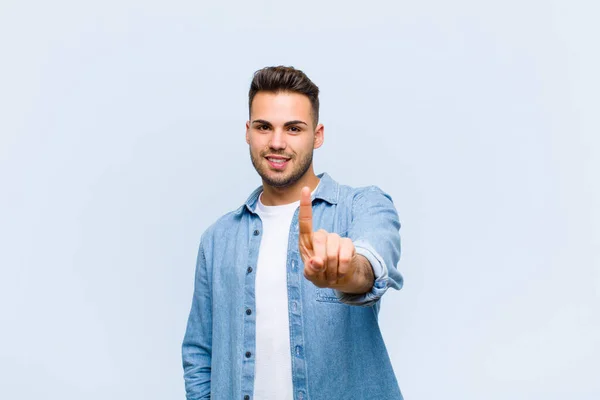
[246,66,324,189]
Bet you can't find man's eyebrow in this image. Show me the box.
[284,120,308,127]
[251,119,272,125]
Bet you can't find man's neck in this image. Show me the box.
[260,172,320,206]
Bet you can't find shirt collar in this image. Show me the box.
[237,172,339,215]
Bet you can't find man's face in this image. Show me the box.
[246,91,323,188]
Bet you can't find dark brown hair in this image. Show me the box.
[248,66,320,126]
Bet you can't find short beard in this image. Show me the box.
[250,149,313,188]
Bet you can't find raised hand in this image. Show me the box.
[298,186,358,288]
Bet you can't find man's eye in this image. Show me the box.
[257,125,270,131]
[288,126,300,132]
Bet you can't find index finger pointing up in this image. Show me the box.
[298,186,313,247]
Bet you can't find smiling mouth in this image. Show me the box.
[266,157,290,164]
[265,156,291,169]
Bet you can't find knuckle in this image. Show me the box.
[338,264,349,275]
[313,232,325,243]
[339,256,351,265]
[328,232,340,240]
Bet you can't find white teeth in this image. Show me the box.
[268,158,287,164]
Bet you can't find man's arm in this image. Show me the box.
[299,185,402,307]
[182,237,212,400]
[336,186,403,306]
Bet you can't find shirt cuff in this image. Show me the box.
[334,240,389,307]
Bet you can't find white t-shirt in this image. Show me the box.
[253,184,319,399]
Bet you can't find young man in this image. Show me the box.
[182,66,404,400]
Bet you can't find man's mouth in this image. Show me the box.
[265,156,291,169]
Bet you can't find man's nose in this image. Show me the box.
[269,129,287,150]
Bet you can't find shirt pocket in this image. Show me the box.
[316,288,343,304]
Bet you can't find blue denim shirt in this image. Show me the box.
[182,172,404,400]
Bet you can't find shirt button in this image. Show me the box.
[292,302,297,312]
[291,259,297,271]
[295,346,302,356]
[246,309,252,315]
[245,351,252,358]
[247,266,253,273]
[253,229,260,236]
[298,392,304,400]
[244,396,250,400]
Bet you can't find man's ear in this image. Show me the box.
[313,123,324,149]
[245,121,250,144]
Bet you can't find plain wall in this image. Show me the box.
[1,1,598,399]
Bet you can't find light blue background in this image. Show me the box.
[1,1,598,399]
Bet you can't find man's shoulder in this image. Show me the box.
[336,180,395,206]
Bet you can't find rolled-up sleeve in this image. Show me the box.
[335,186,403,307]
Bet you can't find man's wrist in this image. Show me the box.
[335,254,374,294]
